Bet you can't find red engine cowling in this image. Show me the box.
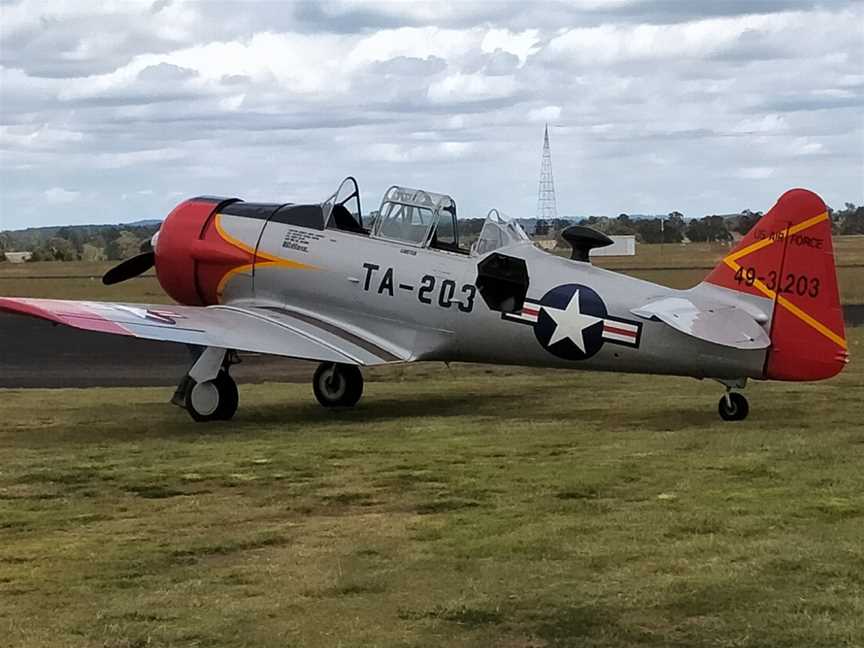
[155,196,253,306]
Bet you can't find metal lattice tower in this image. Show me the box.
[536,124,558,222]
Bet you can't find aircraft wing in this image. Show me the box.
[0,297,408,366]
[631,297,770,350]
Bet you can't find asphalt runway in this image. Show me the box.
[2,306,862,389]
[0,312,314,388]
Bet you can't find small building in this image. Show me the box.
[4,251,32,263]
[534,239,558,251]
[589,235,636,257]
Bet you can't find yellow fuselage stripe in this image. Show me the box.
[212,214,318,299]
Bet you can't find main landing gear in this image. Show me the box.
[717,379,749,422]
[173,347,240,422]
[313,362,364,407]
[184,370,239,422]
[172,351,366,422]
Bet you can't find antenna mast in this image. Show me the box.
[536,124,558,222]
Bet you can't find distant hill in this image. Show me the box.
[0,221,160,262]
[126,219,163,227]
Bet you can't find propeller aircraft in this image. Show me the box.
[0,178,848,422]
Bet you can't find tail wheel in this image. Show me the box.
[313,363,363,408]
[718,392,749,422]
[185,370,238,422]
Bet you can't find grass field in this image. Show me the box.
[2,236,863,303]
[1,329,863,648]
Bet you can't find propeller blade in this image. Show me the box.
[102,251,155,285]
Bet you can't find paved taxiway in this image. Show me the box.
[2,306,862,388]
[0,312,312,388]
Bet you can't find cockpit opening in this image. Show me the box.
[472,209,531,256]
[324,177,366,234]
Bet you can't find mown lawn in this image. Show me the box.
[1,331,862,647]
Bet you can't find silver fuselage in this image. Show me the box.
[217,213,767,381]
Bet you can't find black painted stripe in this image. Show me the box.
[190,195,235,204]
[259,307,402,362]
[271,204,324,229]
[220,201,325,230]
[221,201,281,221]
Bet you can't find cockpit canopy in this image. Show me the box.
[472,209,531,256]
[371,186,459,249]
[321,178,528,257]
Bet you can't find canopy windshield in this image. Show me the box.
[323,176,365,233]
[472,209,530,256]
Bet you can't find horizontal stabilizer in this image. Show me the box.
[632,297,770,349]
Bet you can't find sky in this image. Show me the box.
[0,0,862,230]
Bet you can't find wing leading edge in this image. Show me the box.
[0,297,408,366]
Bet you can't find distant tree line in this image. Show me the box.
[575,210,741,244]
[0,203,862,262]
[572,202,864,244]
[0,224,159,262]
[832,202,864,235]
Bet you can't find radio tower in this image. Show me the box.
[536,124,558,223]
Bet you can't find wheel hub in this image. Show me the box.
[321,369,346,399]
[190,380,219,416]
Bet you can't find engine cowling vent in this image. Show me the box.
[560,226,613,262]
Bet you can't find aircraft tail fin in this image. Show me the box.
[702,188,847,381]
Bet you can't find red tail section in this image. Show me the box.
[704,188,847,381]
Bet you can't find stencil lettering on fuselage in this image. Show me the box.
[360,263,476,313]
[282,229,323,253]
[503,284,642,360]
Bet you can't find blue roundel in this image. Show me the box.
[533,284,608,361]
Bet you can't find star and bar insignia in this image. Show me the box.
[502,283,642,361]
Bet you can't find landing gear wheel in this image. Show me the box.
[718,392,749,421]
[313,363,363,408]
[185,371,239,422]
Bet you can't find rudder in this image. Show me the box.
[703,188,848,381]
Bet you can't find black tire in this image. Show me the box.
[313,363,363,408]
[718,392,749,421]
[185,371,239,422]
[213,371,239,421]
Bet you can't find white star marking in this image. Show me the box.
[542,290,603,352]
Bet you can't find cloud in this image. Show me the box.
[362,141,475,163]
[137,62,197,82]
[735,167,775,179]
[480,29,540,63]
[427,73,519,104]
[528,106,562,123]
[729,114,788,135]
[370,56,447,77]
[0,1,862,229]
[0,125,85,150]
[43,187,80,204]
[92,148,188,169]
[483,49,521,76]
[543,9,862,66]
